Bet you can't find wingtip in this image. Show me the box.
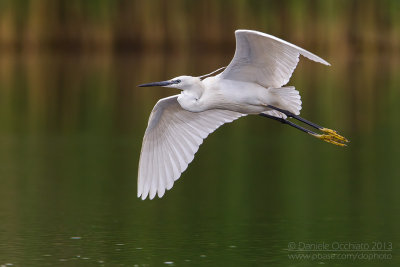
[138,191,160,200]
[302,53,331,67]
[149,191,156,200]
[157,193,164,199]
[139,191,149,200]
[138,192,147,200]
[322,59,331,66]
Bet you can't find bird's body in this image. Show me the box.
[177,76,277,114]
[137,30,348,200]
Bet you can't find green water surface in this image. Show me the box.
[0,51,399,266]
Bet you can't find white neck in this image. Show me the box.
[177,80,206,112]
[182,79,204,98]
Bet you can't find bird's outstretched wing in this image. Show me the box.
[220,30,330,88]
[138,95,245,200]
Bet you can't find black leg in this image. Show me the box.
[267,105,323,130]
[259,109,349,147]
[259,113,316,135]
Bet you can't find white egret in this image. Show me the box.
[137,30,348,200]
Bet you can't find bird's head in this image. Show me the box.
[138,75,199,90]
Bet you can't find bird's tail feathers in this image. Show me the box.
[263,86,302,119]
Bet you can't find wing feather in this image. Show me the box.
[138,95,245,200]
[220,30,330,88]
[164,133,181,181]
[156,131,166,198]
[149,134,158,199]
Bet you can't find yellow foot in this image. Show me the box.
[310,128,349,147]
[320,128,349,143]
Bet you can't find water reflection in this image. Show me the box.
[0,50,399,265]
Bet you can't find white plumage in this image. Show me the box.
[137,30,333,200]
[138,95,245,200]
[220,30,329,88]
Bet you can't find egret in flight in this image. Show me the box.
[137,30,348,200]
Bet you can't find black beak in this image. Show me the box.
[138,80,175,87]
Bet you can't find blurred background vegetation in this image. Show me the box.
[0,0,399,53]
[0,0,399,134]
[0,0,399,265]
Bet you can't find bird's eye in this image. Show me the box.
[175,79,181,84]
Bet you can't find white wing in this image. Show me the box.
[220,30,330,88]
[138,95,245,200]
